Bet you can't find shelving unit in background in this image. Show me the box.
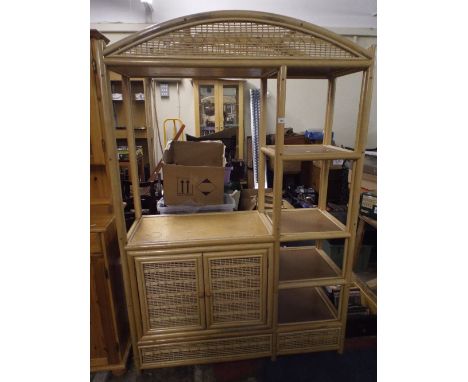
[109,71,156,180]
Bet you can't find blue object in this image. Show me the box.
[305,130,334,141]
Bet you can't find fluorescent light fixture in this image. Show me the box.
[140,0,152,4]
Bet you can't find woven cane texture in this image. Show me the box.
[140,334,272,366]
[122,22,357,59]
[208,256,263,324]
[142,259,202,329]
[278,328,340,354]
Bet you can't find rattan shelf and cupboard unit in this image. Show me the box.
[93,10,375,371]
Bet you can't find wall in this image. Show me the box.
[91,0,376,28]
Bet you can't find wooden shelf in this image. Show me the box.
[278,287,338,324]
[261,144,359,161]
[266,209,349,241]
[279,246,343,288]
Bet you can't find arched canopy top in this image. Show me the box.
[103,10,374,79]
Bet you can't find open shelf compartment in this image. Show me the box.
[279,246,343,287]
[265,208,349,241]
[278,286,339,325]
[261,144,359,161]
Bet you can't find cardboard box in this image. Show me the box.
[163,164,224,205]
[163,140,224,167]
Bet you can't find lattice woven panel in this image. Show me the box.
[142,260,201,329]
[121,22,356,59]
[278,328,340,353]
[208,256,263,324]
[140,335,272,365]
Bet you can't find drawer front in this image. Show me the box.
[90,233,102,253]
[139,334,272,368]
[135,254,206,335]
[277,328,341,355]
[203,249,269,329]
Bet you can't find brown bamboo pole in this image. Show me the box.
[338,46,375,353]
[316,78,336,250]
[143,78,156,173]
[271,65,287,361]
[257,77,268,212]
[91,38,141,371]
[122,76,143,219]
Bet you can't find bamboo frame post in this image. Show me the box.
[316,77,336,250]
[144,78,156,173]
[122,76,143,219]
[271,65,287,361]
[257,77,268,212]
[338,46,375,353]
[272,66,287,236]
[150,79,161,164]
[91,38,141,371]
[237,81,245,160]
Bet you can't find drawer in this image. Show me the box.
[277,328,341,355]
[139,334,272,368]
[90,233,102,253]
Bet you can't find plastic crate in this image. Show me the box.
[157,194,236,215]
[322,239,372,272]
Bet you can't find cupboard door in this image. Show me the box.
[203,249,268,329]
[135,254,205,335]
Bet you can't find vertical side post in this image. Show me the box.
[122,76,142,219]
[257,77,268,212]
[271,65,287,361]
[193,81,201,137]
[237,81,245,160]
[91,39,141,370]
[316,77,336,250]
[215,81,222,132]
[150,80,161,164]
[144,78,156,173]
[272,66,287,236]
[338,46,376,353]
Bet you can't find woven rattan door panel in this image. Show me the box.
[203,249,269,329]
[139,334,272,368]
[135,254,205,335]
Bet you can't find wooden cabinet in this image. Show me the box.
[90,31,131,375]
[193,80,244,160]
[90,216,130,374]
[133,246,271,340]
[128,239,273,369]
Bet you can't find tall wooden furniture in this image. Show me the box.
[94,11,375,371]
[90,30,131,374]
[193,79,245,159]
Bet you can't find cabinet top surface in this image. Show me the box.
[127,211,272,249]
